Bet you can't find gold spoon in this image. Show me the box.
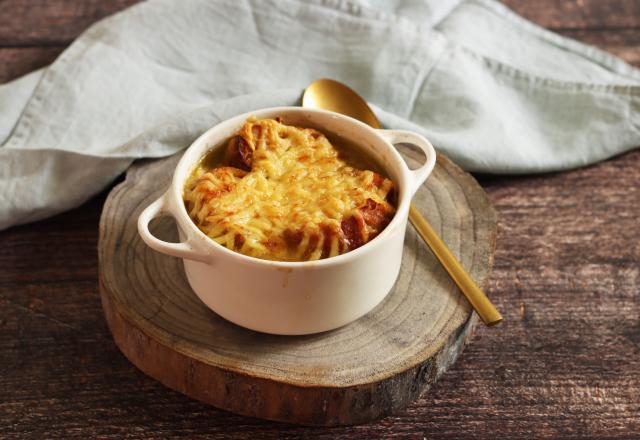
[303,78,502,326]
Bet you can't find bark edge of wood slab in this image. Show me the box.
[98,150,497,426]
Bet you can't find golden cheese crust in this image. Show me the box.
[183,118,396,261]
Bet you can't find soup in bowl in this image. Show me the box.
[138,107,436,335]
[183,117,397,262]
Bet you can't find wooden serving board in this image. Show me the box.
[98,148,497,426]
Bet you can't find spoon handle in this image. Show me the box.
[409,203,502,326]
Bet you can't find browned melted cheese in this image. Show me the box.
[183,118,396,261]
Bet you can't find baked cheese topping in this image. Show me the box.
[183,118,396,261]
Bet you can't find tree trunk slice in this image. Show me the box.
[98,149,497,426]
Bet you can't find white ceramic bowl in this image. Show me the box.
[138,107,436,335]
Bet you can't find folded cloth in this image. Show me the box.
[1,0,639,231]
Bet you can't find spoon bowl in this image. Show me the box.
[303,79,381,128]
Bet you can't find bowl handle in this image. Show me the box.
[137,192,212,264]
[378,129,437,196]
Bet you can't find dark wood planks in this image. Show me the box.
[501,0,640,29]
[0,47,63,83]
[0,0,142,46]
[559,29,640,66]
[500,0,640,68]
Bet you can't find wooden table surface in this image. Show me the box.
[1,1,639,438]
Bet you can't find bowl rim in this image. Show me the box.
[169,106,416,269]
